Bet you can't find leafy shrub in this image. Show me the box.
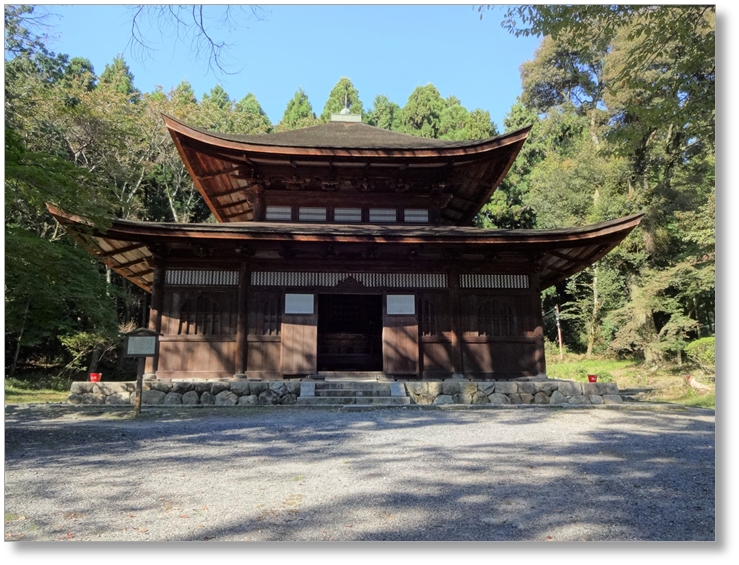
[685,337,715,371]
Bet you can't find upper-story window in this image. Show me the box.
[334,207,362,223]
[298,207,326,222]
[404,209,429,223]
[369,208,397,223]
[265,206,292,221]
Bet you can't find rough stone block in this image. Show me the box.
[164,392,183,405]
[509,393,533,405]
[215,391,239,406]
[142,390,166,405]
[171,382,193,394]
[602,395,623,404]
[434,394,454,405]
[258,389,280,405]
[67,394,84,405]
[230,382,251,396]
[390,383,406,397]
[558,382,583,397]
[441,381,459,395]
[200,391,214,405]
[211,382,230,396]
[106,392,131,405]
[406,382,427,396]
[539,382,559,394]
[493,382,518,395]
[471,391,490,405]
[487,393,510,405]
[193,382,212,393]
[182,391,200,405]
[459,382,478,395]
[549,390,568,404]
[280,393,297,405]
[414,394,436,405]
[284,382,300,395]
[427,382,442,396]
[533,392,549,404]
[589,395,604,405]
[583,382,618,396]
[479,382,496,395]
[148,381,172,393]
[300,382,316,397]
[453,392,473,404]
[238,394,259,406]
[81,393,106,405]
[517,382,539,395]
[269,382,287,396]
[568,395,591,405]
[249,382,269,396]
[94,383,127,395]
[70,382,95,394]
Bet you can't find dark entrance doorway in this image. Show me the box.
[317,294,382,371]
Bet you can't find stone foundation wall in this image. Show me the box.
[405,380,623,405]
[68,379,623,406]
[68,381,300,406]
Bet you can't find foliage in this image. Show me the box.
[320,77,364,122]
[275,88,318,131]
[366,94,401,130]
[684,337,715,372]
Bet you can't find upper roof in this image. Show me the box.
[163,115,531,226]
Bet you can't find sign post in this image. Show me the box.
[122,328,160,416]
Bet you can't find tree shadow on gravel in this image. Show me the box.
[4,406,715,542]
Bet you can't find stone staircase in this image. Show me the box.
[619,388,654,402]
[297,381,411,407]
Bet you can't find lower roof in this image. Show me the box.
[47,204,643,293]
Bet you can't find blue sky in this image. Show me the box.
[38,4,542,130]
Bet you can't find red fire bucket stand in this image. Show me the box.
[587,374,597,383]
[90,373,102,382]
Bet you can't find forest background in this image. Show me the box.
[4,5,715,385]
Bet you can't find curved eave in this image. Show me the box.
[47,204,155,292]
[163,114,531,226]
[50,203,642,293]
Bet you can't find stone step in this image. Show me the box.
[315,389,394,398]
[317,372,386,382]
[315,382,393,392]
[297,396,410,406]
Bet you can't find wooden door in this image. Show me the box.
[281,314,318,375]
[383,312,419,375]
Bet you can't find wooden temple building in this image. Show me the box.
[49,112,642,381]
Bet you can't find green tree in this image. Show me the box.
[320,77,363,122]
[399,83,445,138]
[98,54,140,102]
[275,88,317,131]
[366,94,401,130]
[232,92,272,134]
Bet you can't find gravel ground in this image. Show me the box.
[4,403,715,542]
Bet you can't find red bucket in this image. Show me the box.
[90,373,102,382]
[587,374,597,383]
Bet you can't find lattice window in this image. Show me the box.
[266,206,292,221]
[477,300,516,337]
[261,299,281,336]
[298,207,326,222]
[404,209,429,223]
[420,298,438,337]
[334,207,362,223]
[178,295,221,335]
[369,208,397,223]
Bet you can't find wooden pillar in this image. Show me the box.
[253,184,265,221]
[234,261,249,378]
[530,270,546,376]
[449,267,464,377]
[144,260,164,378]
